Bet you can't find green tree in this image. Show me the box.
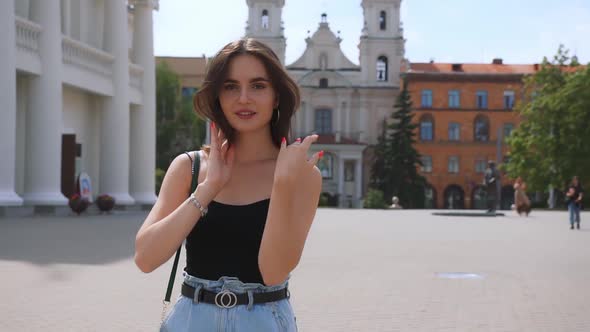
[369,82,427,208]
[156,62,206,192]
[505,45,590,194]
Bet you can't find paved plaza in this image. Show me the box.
[1,209,589,331]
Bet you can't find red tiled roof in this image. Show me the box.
[408,63,537,74]
[408,62,585,75]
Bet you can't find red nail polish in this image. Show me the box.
[210,122,216,130]
[281,137,286,144]
[319,150,324,158]
[296,138,301,142]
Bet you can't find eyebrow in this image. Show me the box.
[223,77,270,84]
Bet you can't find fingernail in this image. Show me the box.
[281,137,286,144]
[210,122,216,130]
[296,138,301,142]
[319,150,324,158]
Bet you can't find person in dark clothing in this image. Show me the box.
[484,161,500,213]
[566,176,584,229]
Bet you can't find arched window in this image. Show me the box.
[261,9,269,29]
[419,114,434,141]
[474,115,490,141]
[377,56,388,81]
[379,10,387,30]
[424,185,437,209]
[319,53,328,70]
[444,185,465,209]
[319,78,328,88]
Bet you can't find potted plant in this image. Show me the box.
[96,194,116,213]
[69,193,89,215]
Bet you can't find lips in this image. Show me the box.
[234,110,257,119]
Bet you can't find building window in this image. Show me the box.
[476,90,488,109]
[475,159,487,173]
[503,123,514,141]
[504,90,515,109]
[344,160,355,181]
[379,10,387,30]
[318,153,333,179]
[448,156,459,173]
[315,109,332,134]
[421,89,433,108]
[376,56,388,81]
[419,115,434,141]
[448,122,460,141]
[474,115,490,141]
[421,155,433,173]
[448,90,460,108]
[319,78,328,88]
[261,10,269,29]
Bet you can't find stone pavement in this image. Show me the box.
[1,209,589,331]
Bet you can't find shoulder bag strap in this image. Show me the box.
[164,151,200,303]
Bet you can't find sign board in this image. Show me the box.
[78,172,92,202]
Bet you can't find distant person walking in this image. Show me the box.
[484,161,500,213]
[566,176,584,230]
[513,177,531,216]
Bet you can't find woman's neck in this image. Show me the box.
[233,127,279,164]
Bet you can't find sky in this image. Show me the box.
[153,0,590,65]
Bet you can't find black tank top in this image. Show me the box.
[184,197,270,285]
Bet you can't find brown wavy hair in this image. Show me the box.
[193,38,300,149]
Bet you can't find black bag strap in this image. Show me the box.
[164,151,200,303]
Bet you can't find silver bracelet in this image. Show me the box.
[189,193,208,218]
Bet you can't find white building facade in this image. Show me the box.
[0,0,158,215]
[246,0,405,207]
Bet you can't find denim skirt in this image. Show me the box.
[160,273,297,332]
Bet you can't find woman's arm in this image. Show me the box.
[135,123,234,273]
[258,135,322,286]
[134,153,218,273]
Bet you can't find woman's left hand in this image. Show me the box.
[273,135,322,186]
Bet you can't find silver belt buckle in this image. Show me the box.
[214,290,238,309]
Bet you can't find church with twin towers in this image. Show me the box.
[244,0,405,207]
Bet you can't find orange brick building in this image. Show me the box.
[404,60,537,209]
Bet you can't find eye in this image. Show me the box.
[223,84,238,91]
[252,83,266,90]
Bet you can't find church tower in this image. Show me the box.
[358,0,405,86]
[245,0,287,64]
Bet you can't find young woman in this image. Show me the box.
[513,177,531,216]
[566,176,584,229]
[135,38,323,331]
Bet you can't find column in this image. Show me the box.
[0,0,23,206]
[335,96,342,142]
[355,158,363,207]
[345,95,352,139]
[338,156,344,207]
[358,94,368,143]
[23,0,68,205]
[305,100,314,134]
[100,0,134,205]
[296,102,305,136]
[129,0,158,204]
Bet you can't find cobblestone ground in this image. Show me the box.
[1,209,589,331]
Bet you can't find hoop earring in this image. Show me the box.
[274,108,280,126]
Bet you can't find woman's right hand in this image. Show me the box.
[201,122,235,194]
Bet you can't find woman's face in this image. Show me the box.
[218,54,277,134]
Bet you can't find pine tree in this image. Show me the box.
[370,82,427,208]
